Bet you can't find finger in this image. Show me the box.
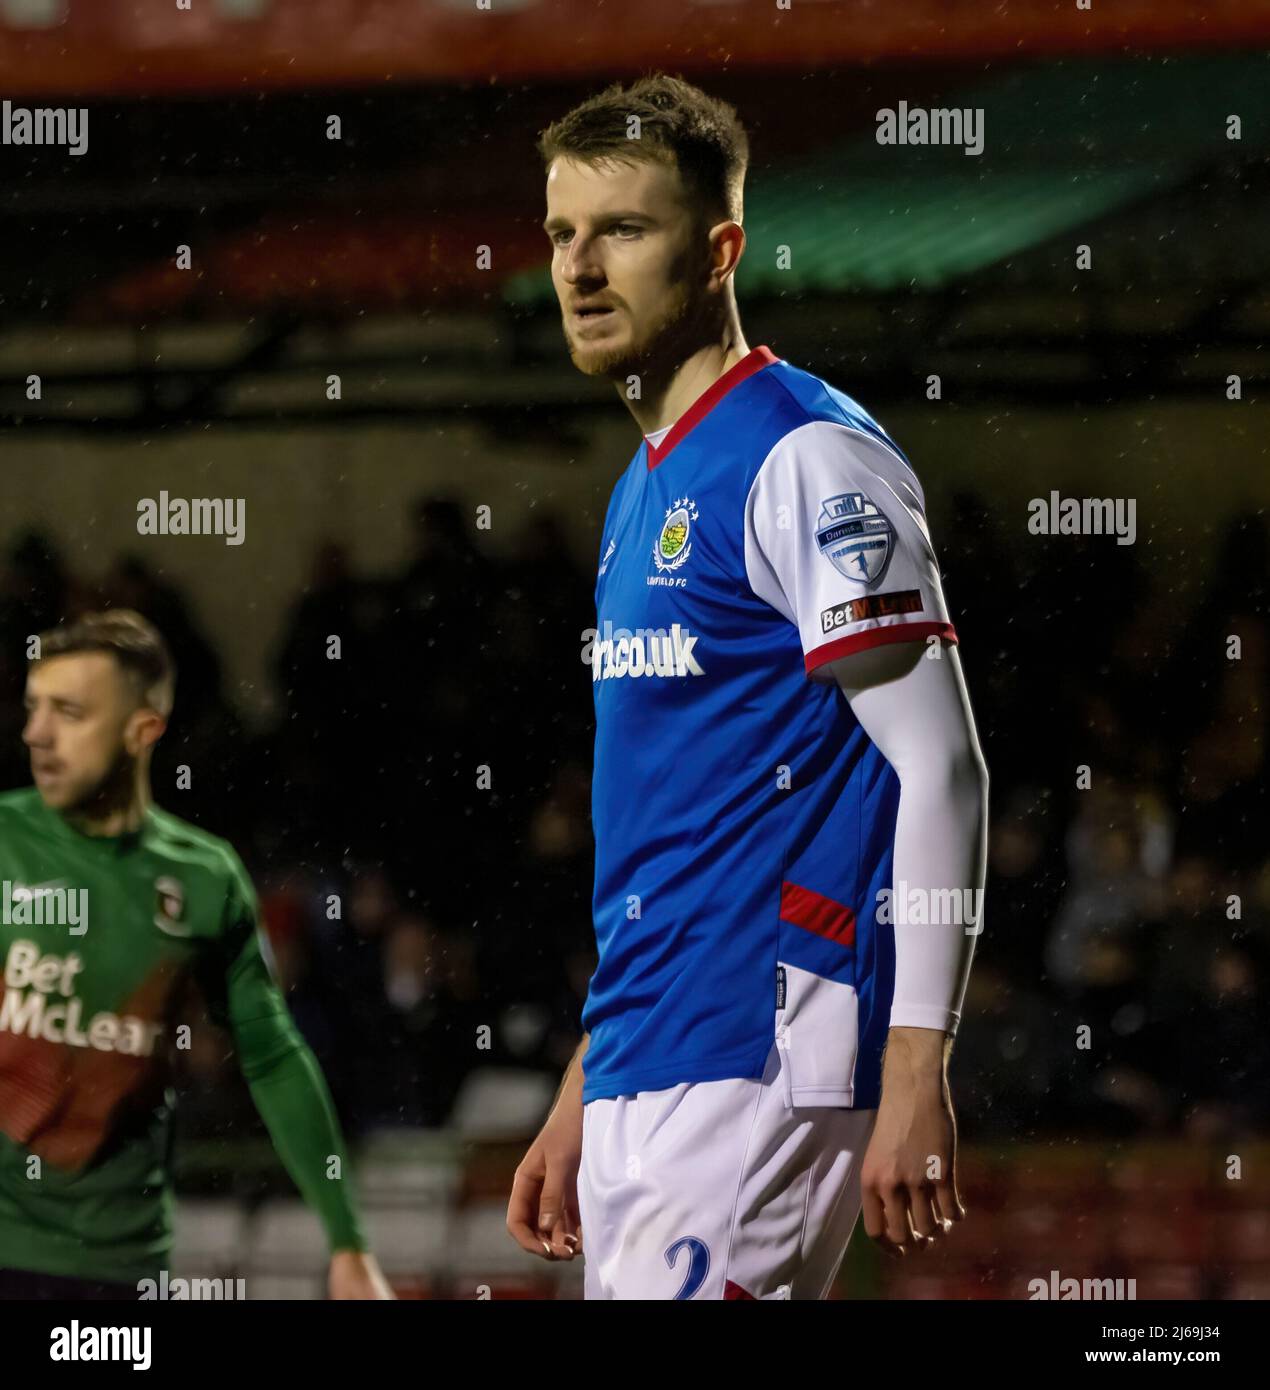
[883,1183,924,1253]
[925,1191,951,1239]
[506,1169,555,1259]
[561,1190,582,1240]
[908,1185,943,1242]
[549,1215,577,1259]
[934,1175,966,1224]
[901,1204,933,1257]
[538,1174,565,1234]
[861,1185,889,1244]
[873,1230,908,1258]
[539,1174,576,1257]
[864,1183,909,1258]
[932,1182,961,1232]
[556,1197,582,1258]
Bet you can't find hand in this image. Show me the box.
[328,1249,396,1299]
[859,1030,965,1258]
[506,1110,584,1261]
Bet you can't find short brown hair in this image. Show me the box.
[37,609,175,717]
[537,73,749,228]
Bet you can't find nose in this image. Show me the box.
[561,231,604,288]
[22,708,50,747]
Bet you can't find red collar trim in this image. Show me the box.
[645,345,779,470]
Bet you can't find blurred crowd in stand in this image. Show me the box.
[1,494,1265,1147]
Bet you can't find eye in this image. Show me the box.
[612,223,642,238]
[551,230,573,246]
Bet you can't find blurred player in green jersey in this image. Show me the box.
[0,609,392,1300]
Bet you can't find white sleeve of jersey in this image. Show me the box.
[833,642,988,1035]
[743,419,957,675]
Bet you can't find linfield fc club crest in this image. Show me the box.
[653,497,699,573]
[154,875,190,936]
[815,491,894,583]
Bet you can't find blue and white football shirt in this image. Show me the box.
[582,345,958,1108]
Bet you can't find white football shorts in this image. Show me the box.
[578,1042,877,1300]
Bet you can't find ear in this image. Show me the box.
[125,706,167,757]
[707,219,745,284]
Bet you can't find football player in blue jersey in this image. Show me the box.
[508,74,987,1300]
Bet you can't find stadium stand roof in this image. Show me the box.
[507,54,1270,302]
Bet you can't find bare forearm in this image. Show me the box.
[550,1032,588,1118]
[883,1024,953,1088]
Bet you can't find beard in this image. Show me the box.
[562,248,717,385]
[45,745,137,819]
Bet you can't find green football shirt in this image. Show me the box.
[0,785,359,1284]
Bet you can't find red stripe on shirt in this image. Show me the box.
[780,880,856,949]
[804,619,958,675]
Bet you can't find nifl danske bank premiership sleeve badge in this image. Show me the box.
[815,491,894,583]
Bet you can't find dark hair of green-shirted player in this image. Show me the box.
[23,609,174,835]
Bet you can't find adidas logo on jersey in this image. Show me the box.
[591,623,705,681]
